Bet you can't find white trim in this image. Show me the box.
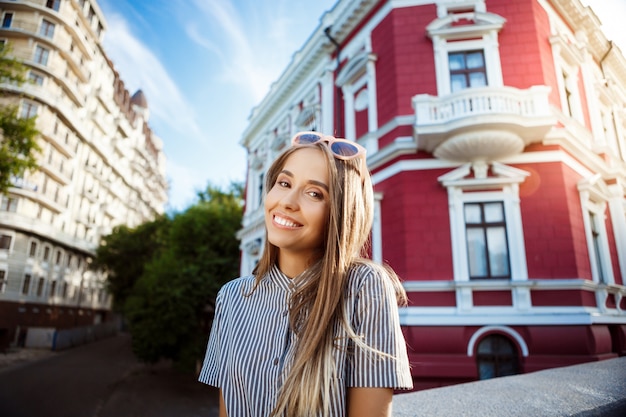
[437,163,529,287]
[467,326,529,357]
[399,307,623,326]
[578,176,616,286]
[426,8,505,95]
[371,148,595,186]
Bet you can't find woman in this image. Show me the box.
[199,132,413,416]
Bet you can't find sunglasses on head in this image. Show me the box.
[291,131,366,161]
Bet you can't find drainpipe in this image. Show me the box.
[324,26,343,137]
[599,40,613,81]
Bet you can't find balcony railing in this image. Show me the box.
[412,86,556,161]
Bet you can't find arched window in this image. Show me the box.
[476,334,519,380]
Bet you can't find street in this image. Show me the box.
[0,333,219,417]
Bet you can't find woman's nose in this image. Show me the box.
[279,189,299,210]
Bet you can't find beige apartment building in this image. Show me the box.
[0,0,167,350]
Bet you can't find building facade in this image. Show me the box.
[237,0,626,389]
[0,0,167,350]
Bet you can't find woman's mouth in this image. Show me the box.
[273,215,301,228]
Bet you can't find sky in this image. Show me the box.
[97,0,626,213]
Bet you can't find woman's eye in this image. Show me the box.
[277,180,290,188]
[308,190,323,200]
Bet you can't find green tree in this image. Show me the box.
[93,215,170,312]
[0,43,40,195]
[95,183,243,370]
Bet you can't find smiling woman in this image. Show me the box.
[198,132,413,417]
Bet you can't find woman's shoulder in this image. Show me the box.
[218,274,257,297]
[346,260,393,289]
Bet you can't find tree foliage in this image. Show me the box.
[0,44,40,195]
[94,183,244,370]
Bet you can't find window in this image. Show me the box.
[40,20,55,38]
[43,246,50,261]
[22,274,31,295]
[21,101,38,118]
[464,202,510,279]
[438,162,529,287]
[55,250,62,265]
[578,177,615,285]
[550,34,584,123]
[0,270,6,293]
[46,0,61,11]
[257,172,264,208]
[449,51,487,92]
[34,45,50,65]
[36,277,45,297]
[476,335,519,380]
[2,12,13,28]
[29,241,37,257]
[29,71,44,85]
[589,212,606,281]
[49,280,57,298]
[426,4,505,95]
[0,234,11,250]
[1,195,17,212]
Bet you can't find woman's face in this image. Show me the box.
[265,147,330,267]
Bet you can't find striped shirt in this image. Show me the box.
[198,263,413,416]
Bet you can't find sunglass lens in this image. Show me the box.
[296,133,322,144]
[330,141,359,157]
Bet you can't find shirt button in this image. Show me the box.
[282,311,288,317]
[273,358,279,366]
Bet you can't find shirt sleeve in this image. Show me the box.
[346,266,413,390]
[198,288,224,387]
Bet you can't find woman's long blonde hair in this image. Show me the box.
[253,141,406,416]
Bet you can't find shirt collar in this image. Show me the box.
[268,264,296,292]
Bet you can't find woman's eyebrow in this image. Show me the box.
[280,169,329,191]
[308,180,329,192]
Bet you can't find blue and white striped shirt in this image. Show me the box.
[198,263,413,416]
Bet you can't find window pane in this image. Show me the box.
[466,52,485,69]
[449,53,465,70]
[2,13,13,28]
[487,227,510,276]
[467,228,487,277]
[469,72,487,88]
[464,204,482,223]
[483,202,504,222]
[0,235,11,249]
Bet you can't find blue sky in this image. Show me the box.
[97,0,625,213]
[97,0,337,212]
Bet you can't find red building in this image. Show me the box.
[237,0,626,389]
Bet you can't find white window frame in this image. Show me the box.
[426,3,505,96]
[439,162,529,283]
[33,44,50,66]
[2,12,13,28]
[336,48,379,143]
[40,19,55,38]
[21,100,38,118]
[549,34,585,124]
[578,176,615,285]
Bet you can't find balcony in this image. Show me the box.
[412,86,556,162]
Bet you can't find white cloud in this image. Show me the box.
[188,0,305,102]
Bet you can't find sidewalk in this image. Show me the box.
[0,346,58,371]
[0,334,219,417]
